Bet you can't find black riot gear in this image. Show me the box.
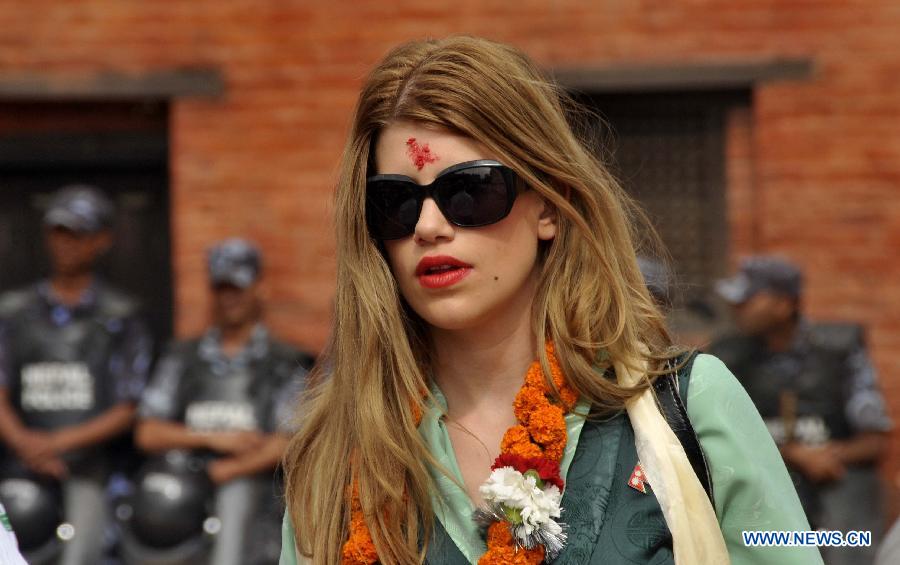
[0,478,61,553]
[0,285,147,473]
[132,324,309,565]
[0,462,63,561]
[0,278,153,565]
[126,452,214,549]
[711,323,864,445]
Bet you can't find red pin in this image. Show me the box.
[628,462,649,494]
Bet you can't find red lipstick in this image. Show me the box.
[415,255,473,289]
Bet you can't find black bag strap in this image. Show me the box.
[652,352,715,505]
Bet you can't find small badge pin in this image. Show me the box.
[628,462,649,494]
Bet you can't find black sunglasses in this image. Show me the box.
[365,159,521,240]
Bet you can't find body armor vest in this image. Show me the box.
[1,286,137,474]
[172,337,300,435]
[2,288,132,430]
[710,324,860,445]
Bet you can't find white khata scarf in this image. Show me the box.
[614,353,731,565]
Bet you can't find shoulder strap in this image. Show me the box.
[652,352,714,505]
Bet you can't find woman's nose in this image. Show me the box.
[413,198,455,243]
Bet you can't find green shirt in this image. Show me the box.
[280,354,821,564]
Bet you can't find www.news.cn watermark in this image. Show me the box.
[742,530,872,547]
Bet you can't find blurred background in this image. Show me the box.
[0,0,898,561]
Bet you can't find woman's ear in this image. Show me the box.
[536,197,558,241]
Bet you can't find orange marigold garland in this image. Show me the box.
[501,425,544,459]
[341,342,575,564]
[342,482,379,564]
[476,342,573,562]
[480,522,545,565]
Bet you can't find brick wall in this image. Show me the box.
[2,1,899,477]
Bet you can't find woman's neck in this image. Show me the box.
[430,304,536,420]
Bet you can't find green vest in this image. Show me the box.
[424,370,692,564]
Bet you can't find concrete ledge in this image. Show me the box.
[552,58,814,92]
[0,67,224,100]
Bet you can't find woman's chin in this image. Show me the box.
[416,306,489,333]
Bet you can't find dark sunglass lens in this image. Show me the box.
[396,198,420,227]
[438,167,512,226]
[366,181,419,239]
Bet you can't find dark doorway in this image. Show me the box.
[0,101,171,346]
[575,90,749,302]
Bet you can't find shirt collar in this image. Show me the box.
[199,323,270,365]
[36,279,100,325]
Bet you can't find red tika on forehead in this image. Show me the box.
[406,137,438,170]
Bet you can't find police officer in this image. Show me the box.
[710,256,891,564]
[134,238,311,565]
[0,184,153,565]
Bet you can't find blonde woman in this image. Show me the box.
[280,37,820,565]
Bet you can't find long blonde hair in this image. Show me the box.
[284,36,676,564]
